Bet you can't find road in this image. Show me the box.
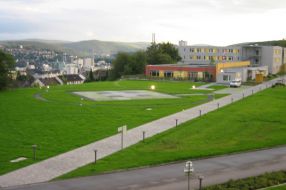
[3,146,286,190]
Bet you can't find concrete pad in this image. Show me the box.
[73,90,178,101]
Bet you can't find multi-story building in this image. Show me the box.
[242,45,283,74]
[178,40,283,74]
[178,41,242,65]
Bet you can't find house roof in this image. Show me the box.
[58,74,84,82]
[39,77,60,86]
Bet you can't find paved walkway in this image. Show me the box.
[0,78,282,188]
[4,146,286,190]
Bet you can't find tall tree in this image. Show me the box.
[0,50,15,90]
[158,42,181,62]
[146,42,181,65]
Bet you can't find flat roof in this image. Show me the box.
[147,64,215,68]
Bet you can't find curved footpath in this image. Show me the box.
[0,77,283,188]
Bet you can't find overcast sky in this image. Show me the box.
[0,0,286,45]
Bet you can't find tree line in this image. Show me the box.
[109,42,181,80]
[0,50,15,90]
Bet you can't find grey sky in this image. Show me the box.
[0,0,286,45]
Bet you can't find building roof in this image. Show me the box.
[58,74,84,82]
[39,77,60,86]
[147,64,215,68]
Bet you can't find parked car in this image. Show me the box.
[229,79,242,87]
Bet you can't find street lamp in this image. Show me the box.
[198,175,204,190]
[184,161,194,190]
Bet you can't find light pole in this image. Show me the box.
[198,175,204,190]
[184,161,194,190]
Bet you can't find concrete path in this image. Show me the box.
[3,146,286,190]
[0,77,282,188]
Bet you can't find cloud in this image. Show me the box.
[0,0,286,44]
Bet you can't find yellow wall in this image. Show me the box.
[216,61,250,75]
[159,71,164,78]
[173,71,188,79]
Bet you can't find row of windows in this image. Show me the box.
[186,55,238,61]
[149,71,213,79]
[274,49,282,55]
[185,48,240,54]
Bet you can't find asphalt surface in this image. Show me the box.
[3,146,286,190]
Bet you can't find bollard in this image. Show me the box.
[142,131,146,142]
[175,119,178,127]
[94,149,97,164]
[217,102,219,109]
[32,145,37,161]
[231,97,233,103]
[243,93,244,98]
[199,110,202,117]
[252,89,254,95]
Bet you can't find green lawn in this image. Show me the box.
[0,80,219,175]
[59,86,286,179]
[267,185,286,190]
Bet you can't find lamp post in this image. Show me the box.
[184,161,194,190]
[198,175,204,190]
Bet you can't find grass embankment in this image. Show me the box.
[267,185,286,190]
[205,171,286,190]
[60,86,286,179]
[0,80,219,175]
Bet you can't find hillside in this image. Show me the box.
[234,39,286,47]
[0,39,150,56]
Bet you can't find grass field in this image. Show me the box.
[267,185,286,190]
[0,80,222,175]
[59,86,286,179]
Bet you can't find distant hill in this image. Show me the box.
[0,39,150,56]
[234,39,286,47]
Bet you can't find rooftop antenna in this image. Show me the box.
[152,33,156,44]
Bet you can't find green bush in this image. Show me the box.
[205,171,286,190]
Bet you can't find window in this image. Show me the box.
[197,56,201,60]
[190,48,195,52]
[223,75,230,81]
[150,70,159,77]
[164,71,173,78]
[209,49,213,53]
[190,72,198,79]
[197,48,202,53]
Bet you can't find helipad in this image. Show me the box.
[73,90,177,101]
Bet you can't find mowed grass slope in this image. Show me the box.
[267,185,286,190]
[0,80,216,175]
[60,86,286,179]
